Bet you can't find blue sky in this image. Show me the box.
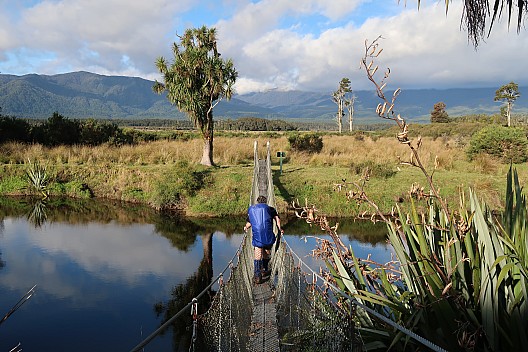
[0,0,527,94]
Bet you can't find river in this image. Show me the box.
[0,197,391,351]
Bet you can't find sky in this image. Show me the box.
[0,0,527,95]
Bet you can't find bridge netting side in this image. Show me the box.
[200,141,359,351]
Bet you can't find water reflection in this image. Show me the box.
[285,217,389,244]
[155,232,214,351]
[0,197,390,351]
[0,197,244,351]
[26,198,47,228]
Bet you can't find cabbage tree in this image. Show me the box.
[153,26,238,166]
[494,81,520,127]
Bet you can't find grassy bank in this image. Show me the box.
[0,131,524,217]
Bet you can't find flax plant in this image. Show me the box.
[298,37,528,351]
[24,159,49,198]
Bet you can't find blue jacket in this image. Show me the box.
[248,203,277,247]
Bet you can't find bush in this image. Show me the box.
[288,133,323,153]
[350,160,396,179]
[152,161,209,210]
[430,101,450,123]
[79,119,121,145]
[31,112,81,146]
[467,125,528,163]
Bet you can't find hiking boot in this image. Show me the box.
[262,258,271,277]
[261,268,271,277]
[253,259,263,284]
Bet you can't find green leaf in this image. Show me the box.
[325,260,346,292]
[349,244,367,289]
[497,262,515,289]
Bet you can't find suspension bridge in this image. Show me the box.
[129,141,447,352]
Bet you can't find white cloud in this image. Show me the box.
[1,0,527,93]
[224,1,528,93]
[1,0,190,75]
[0,219,203,300]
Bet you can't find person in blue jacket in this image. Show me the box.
[243,196,283,284]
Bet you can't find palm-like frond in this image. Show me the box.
[417,0,527,47]
[153,25,238,129]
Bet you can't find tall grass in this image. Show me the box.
[0,135,491,171]
[0,131,523,216]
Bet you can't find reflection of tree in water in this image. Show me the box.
[0,195,240,348]
[153,214,246,251]
[154,215,202,251]
[0,196,162,226]
[340,220,388,244]
[154,232,214,351]
[185,216,245,238]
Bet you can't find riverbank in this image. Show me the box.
[0,133,524,217]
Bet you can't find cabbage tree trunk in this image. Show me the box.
[200,135,214,166]
[200,111,214,166]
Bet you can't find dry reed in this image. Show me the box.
[1,135,470,170]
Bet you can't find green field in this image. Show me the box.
[1,123,525,218]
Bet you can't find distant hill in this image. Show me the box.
[1,71,527,123]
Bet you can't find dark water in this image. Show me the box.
[0,197,391,351]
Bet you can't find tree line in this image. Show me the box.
[215,117,297,131]
[0,111,128,146]
[0,109,322,147]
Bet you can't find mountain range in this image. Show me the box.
[1,71,526,124]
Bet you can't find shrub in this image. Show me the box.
[430,101,450,123]
[152,161,209,210]
[349,160,396,179]
[79,119,121,145]
[31,112,81,146]
[467,125,528,163]
[25,159,49,197]
[288,133,323,153]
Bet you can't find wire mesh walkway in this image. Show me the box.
[249,280,280,351]
[248,144,280,351]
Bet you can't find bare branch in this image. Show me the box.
[360,37,450,216]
